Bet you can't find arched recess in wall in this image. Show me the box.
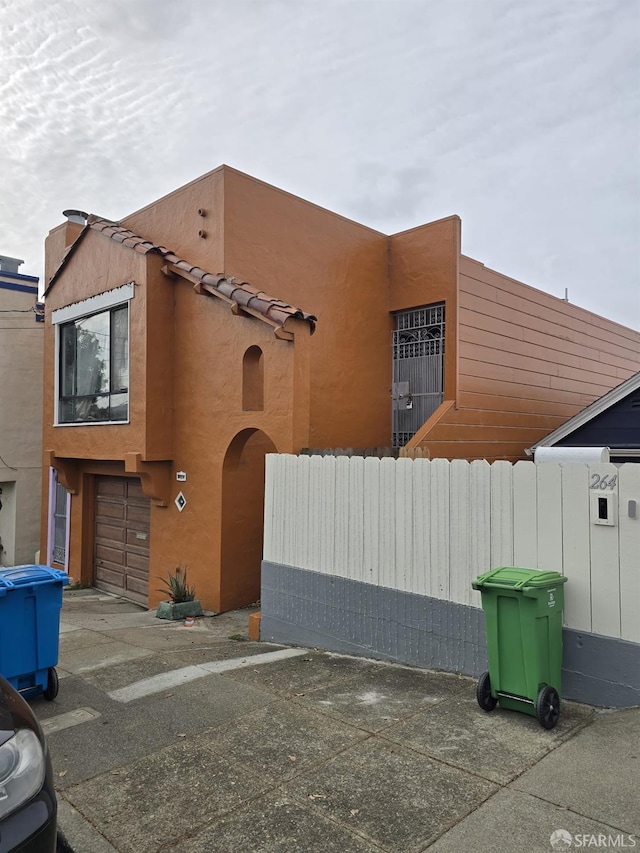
[220,428,277,612]
[242,346,264,411]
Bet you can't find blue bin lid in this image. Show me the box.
[0,565,69,595]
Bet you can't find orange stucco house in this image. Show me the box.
[40,166,640,613]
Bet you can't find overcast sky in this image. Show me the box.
[1,0,638,328]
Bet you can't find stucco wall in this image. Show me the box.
[222,168,392,449]
[41,226,312,611]
[0,281,43,565]
[123,166,391,449]
[42,232,150,461]
[148,262,311,610]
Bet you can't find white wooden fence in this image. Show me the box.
[264,456,640,644]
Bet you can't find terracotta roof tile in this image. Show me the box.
[47,215,316,334]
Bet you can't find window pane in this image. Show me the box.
[60,323,76,397]
[74,394,109,422]
[109,393,128,421]
[111,307,128,392]
[57,304,129,423]
[76,312,110,396]
[59,398,74,423]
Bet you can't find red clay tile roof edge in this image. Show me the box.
[90,216,316,334]
[46,215,316,334]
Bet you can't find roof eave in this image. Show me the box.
[529,370,640,452]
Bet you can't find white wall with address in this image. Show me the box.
[264,456,640,645]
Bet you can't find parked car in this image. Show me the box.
[0,674,56,853]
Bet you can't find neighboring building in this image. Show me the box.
[0,254,43,566]
[40,166,640,612]
[529,370,640,464]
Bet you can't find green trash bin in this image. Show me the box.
[472,567,568,729]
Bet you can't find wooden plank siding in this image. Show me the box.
[409,256,640,462]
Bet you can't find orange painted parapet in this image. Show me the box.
[248,612,261,641]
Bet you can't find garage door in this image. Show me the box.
[94,477,150,606]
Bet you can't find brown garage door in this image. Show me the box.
[95,477,150,606]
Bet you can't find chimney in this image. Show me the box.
[62,209,89,247]
[63,210,89,226]
[44,210,90,285]
[0,255,24,274]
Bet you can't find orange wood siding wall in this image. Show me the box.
[412,255,640,462]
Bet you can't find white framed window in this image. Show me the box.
[53,283,133,425]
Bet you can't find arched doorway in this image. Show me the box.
[220,428,277,612]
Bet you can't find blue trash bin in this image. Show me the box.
[0,565,69,700]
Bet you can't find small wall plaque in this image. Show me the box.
[176,471,187,482]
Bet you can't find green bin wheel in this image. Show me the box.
[535,685,560,730]
[43,667,59,701]
[476,671,497,712]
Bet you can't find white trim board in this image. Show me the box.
[51,281,135,325]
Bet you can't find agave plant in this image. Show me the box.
[158,566,196,604]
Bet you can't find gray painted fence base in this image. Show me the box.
[261,562,640,708]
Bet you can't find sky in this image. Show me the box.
[1,0,639,329]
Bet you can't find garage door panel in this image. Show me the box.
[126,575,149,597]
[94,477,150,608]
[126,505,150,526]
[126,481,146,501]
[125,549,149,574]
[96,522,126,543]
[96,501,126,521]
[97,480,126,498]
[126,528,149,547]
[95,565,126,590]
[95,544,125,565]
[125,562,150,583]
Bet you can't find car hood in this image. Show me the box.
[0,676,39,748]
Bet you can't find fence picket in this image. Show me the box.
[561,464,591,631]
[469,460,491,607]
[294,453,311,571]
[395,458,414,592]
[379,457,397,589]
[429,458,450,599]
[412,459,431,597]
[449,459,471,606]
[347,456,365,582]
[589,464,621,638]
[307,455,325,574]
[263,454,278,563]
[513,461,537,567]
[618,464,640,643]
[334,455,351,579]
[536,463,563,572]
[363,457,381,587]
[490,460,514,568]
[319,456,336,576]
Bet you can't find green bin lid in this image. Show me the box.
[472,566,567,590]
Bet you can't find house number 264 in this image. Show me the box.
[590,473,617,490]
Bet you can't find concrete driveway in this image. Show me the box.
[31,590,639,853]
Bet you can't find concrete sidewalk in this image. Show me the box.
[32,590,639,853]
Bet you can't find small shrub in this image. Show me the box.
[157,566,196,604]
